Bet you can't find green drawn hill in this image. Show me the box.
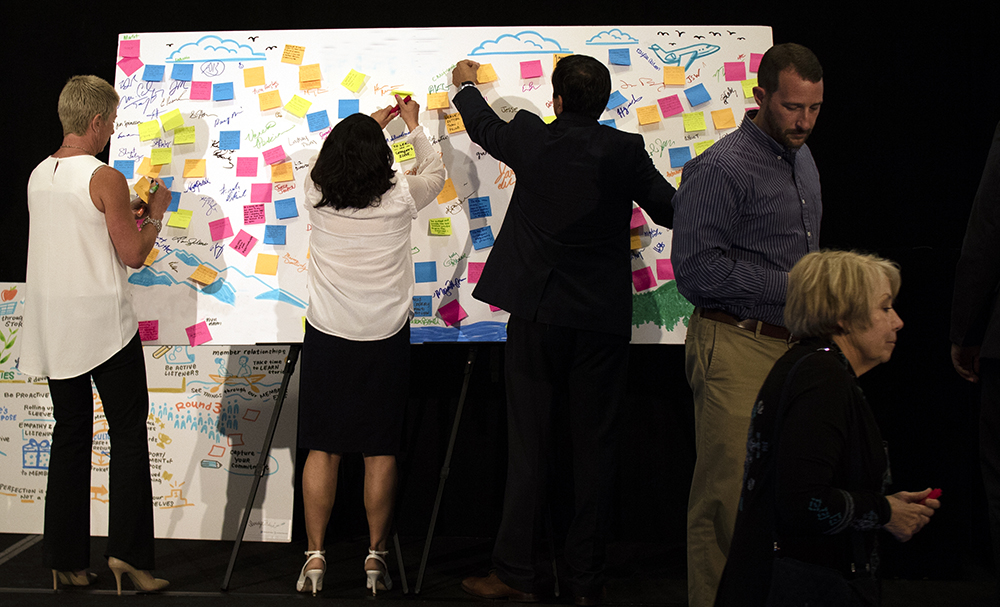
[632,280,694,331]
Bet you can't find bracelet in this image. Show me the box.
[140,216,162,234]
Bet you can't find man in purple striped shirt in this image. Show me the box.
[671,43,824,607]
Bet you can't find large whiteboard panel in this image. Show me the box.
[0,283,297,541]
[111,26,772,345]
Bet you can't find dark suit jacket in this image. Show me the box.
[951,121,1000,359]
[454,87,675,337]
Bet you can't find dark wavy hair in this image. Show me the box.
[310,113,395,210]
[551,54,611,120]
[758,43,823,94]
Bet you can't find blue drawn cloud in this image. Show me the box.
[585,29,640,45]
[167,35,266,63]
[469,31,570,56]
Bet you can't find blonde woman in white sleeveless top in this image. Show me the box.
[21,75,171,594]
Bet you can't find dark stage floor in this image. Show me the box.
[0,533,995,606]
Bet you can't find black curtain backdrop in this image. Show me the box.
[5,2,999,579]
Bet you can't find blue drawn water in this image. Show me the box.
[410,321,507,343]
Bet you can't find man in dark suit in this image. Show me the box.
[451,55,674,605]
[950,120,1000,588]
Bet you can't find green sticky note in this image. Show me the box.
[694,140,716,155]
[173,125,196,145]
[742,77,758,99]
[160,108,184,131]
[682,111,706,132]
[391,141,415,163]
[150,147,173,166]
[138,120,160,141]
[166,209,193,229]
[429,217,452,236]
[284,95,312,118]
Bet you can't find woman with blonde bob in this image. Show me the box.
[715,250,941,606]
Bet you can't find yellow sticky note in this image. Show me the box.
[391,141,416,163]
[255,253,279,275]
[183,159,206,178]
[167,209,193,229]
[243,66,265,88]
[476,63,498,83]
[189,264,218,285]
[136,157,161,177]
[138,120,160,141]
[285,95,312,118]
[683,111,706,132]
[630,234,643,250]
[429,217,452,236]
[663,66,685,85]
[160,108,184,131]
[445,112,466,134]
[553,54,572,70]
[711,108,737,130]
[281,44,305,65]
[543,115,557,124]
[341,69,367,93]
[299,63,321,83]
[133,177,151,203]
[436,178,457,204]
[636,105,662,126]
[694,140,716,155]
[742,77,758,99]
[390,90,414,98]
[143,248,159,266]
[150,147,173,166]
[271,161,294,182]
[427,92,450,110]
[258,90,282,111]
[173,125,196,145]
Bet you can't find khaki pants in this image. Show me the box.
[685,311,792,607]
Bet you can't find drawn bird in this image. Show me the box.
[657,31,670,36]
[694,35,706,39]
[676,30,685,37]
[737,37,746,40]
[249,36,258,41]
[709,31,721,36]
[166,43,173,47]
[266,45,277,50]
[728,30,737,35]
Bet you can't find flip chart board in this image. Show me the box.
[110,26,772,345]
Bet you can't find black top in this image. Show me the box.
[715,337,893,606]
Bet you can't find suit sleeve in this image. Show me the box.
[454,86,520,166]
[629,134,675,229]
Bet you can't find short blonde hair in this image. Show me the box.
[785,250,901,339]
[57,75,119,136]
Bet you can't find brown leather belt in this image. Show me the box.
[697,308,794,341]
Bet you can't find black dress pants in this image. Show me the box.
[980,358,1000,587]
[43,332,155,571]
[492,315,629,597]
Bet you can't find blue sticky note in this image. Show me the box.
[166,191,181,213]
[338,99,360,118]
[113,160,134,179]
[307,110,330,133]
[142,65,165,82]
[263,225,286,245]
[470,226,495,250]
[162,176,175,189]
[468,196,492,219]
[599,118,617,128]
[668,146,693,169]
[274,197,298,220]
[171,63,194,81]
[412,296,432,317]
[684,83,711,107]
[606,90,627,110]
[414,261,437,283]
[219,130,240,150]
[608,48,631,66]
[213,82,234,101]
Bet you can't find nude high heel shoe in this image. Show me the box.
[107,557,169,595]
[296,550,326,595]
[51,569,98,589]
[365,548,393,596]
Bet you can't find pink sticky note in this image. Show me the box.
[725,62,747,82]
[244,204,266,225]
[520,60,543,79]
[632,267,657,292]
[488,304,502,312]
[438,300,469,327]
[658,95,684,118]
[250,183,272,202]
[138,320,158,341]
[119,39,140,58]
[749,53,764,73]
[630,207,646,229]
[209,217,234,241]
[190,81,212,100]
[185,321,213,347]
[117,57,144,77]
[262,146,286,165]
[236,157,258,177]
[467,261,486,283]
[230,229,258,257]
[656,258,675,281]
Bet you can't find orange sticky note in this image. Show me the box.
[143,248,159,266]
[281,44,305,65]
[711,108,737,130]
[136,157,162,177]
[243,66,265,87]
[553,54,572,70]
[427,92,450,110]
[444,112,466,134]
[301,80,322,91]
[258,90,282,111]
[300,63,321,83]
[189,264,218,285]
[663,66,685,85]
[271,161,294,182]
[436,178,457,204]
[184,159,207,178]
[133,177,151,202]
[476,63,498,83]
[255,253,279,275]
[636,105,662,126]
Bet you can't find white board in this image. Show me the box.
[110,26,772,346]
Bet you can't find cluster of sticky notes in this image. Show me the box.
[117,38,143,76]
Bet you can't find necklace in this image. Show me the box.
[59,144,93,155]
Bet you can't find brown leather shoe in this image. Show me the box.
[461,571,540,602]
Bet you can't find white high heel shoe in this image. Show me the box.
[364,549,392,596]
[296,550,326,595]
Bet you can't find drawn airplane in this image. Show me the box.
[648,43,721,69]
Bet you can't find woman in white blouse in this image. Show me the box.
[296,95,445,596]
